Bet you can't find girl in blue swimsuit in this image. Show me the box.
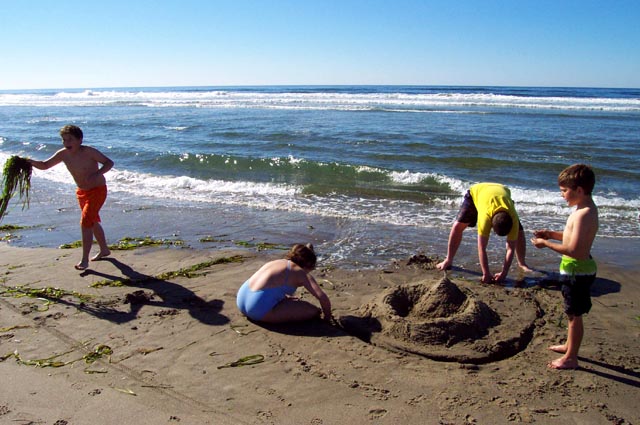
[236,243,332,323]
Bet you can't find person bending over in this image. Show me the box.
[436,182,532,283]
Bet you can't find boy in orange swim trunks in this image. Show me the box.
[29,125,114,270]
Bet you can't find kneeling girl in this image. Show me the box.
[237,243,332,323]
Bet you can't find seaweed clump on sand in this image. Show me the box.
[0,156,32,222]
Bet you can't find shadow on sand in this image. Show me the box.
[59,257,231,326]
[577,357,640,388]
[253,317,349,338]
[533,272,621,297]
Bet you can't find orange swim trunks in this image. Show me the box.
[76,185,107,228]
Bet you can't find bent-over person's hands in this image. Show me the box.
[481,274,493,284]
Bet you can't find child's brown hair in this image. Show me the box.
[491,211,513,236]
[558,164,595,195]
[285,243,317,270]
[59,125,83,141]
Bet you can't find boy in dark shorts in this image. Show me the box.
[436,182,531,283]
[531,164,598,370]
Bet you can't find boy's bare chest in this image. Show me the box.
[63,155,97,176]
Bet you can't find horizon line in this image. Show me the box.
[2,83,640,92]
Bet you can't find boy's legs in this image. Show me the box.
[437,190,475,271]
[76,226,94,270]
[436,221,468,271]
[75,223,110,269]
[91,222,110,261]
[548,314,583,369]
[76,186,110,269]
[549,264,594,369]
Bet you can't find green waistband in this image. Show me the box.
[559,255,597,276]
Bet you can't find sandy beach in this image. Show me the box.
[0,241,638,425]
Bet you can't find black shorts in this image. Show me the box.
[456,191,478,227]
[561,273,596,316]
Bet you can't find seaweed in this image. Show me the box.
[233,239,288,251]
[0,224,26,231]
[0,156,32,222]
[217,354,265,369]
[59,236,185,250]
[111,236,185,250]
[1,343,113,371]
[0,284,93,311]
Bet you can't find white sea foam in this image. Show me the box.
[1,89,639,113]
[2,151,638,237]
[110,169,299,201]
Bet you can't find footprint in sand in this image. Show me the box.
[368,408,388,420]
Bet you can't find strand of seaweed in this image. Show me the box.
[0,342,113,373]
[0,285,93,311]
[0,156,32,222]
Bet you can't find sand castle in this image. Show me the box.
[340,277,542,364]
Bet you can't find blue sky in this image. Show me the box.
[1,0,639,89]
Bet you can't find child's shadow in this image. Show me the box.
[534,271,621,297]
[76,258,229,326]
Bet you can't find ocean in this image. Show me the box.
[1,86,639,271]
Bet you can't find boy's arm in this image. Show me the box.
[533,229,563,241]
[532,209,597,259]
[477,235,492,283]
[90,147,114,175]
[494,239,515,282]
[28,149,65,170]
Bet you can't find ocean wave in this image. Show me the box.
[3,149,635,237]
[1,87,639,113]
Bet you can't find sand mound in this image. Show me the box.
[339,277,541,364]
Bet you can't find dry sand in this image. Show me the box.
[0,243,639,425]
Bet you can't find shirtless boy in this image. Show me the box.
[29,125,114,270]
[531,164,598,370]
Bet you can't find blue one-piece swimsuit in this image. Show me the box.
[236,260,297,320]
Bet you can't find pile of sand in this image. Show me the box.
[339,277,542,364]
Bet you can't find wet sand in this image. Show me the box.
[1,243,639,424]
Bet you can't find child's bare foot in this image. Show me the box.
[75,261,89,270]
[548,344,567,353]
[519,264,534,273]
[91,250,111,261]
[548,356,578,370]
